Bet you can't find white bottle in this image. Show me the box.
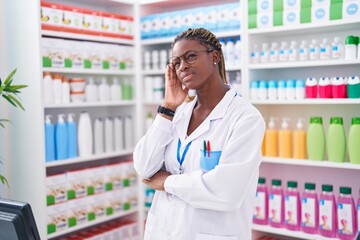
[151,49,159,70]
[299,40,309,61]
[260,43,270,63]
[258,80,268,100]
[270,42,279,63]
[250,80,259,100]
[43,72,54,104]
[331,37,344,59]
[320,38,331,60]
[234,36,242,66]
[219,38,226,60]
[295,79,305,99]
[78,111,93,157]
[344,35,357,60]
[279,41,289,62]
[251,44,260,64]
[288,41,298,62]
[53,73,62,104]
[225,38,235,67]
[124,115,133,149]
[277,80,287,100]
[94,117,104,154]
[105,117,114,152]
[85,77,98,102]
[286,79,296,100]
[145,112,154,131]
[114,116,124,151]
[160,49,167,70]
[99,77,110,102]
[309,39,319,61]
[144,50,151,71]
[268,80,278,100]
[61,75,70,103]
[110,77,121,101]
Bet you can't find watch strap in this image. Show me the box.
[157,106,175,117]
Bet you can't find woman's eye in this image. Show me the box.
[187,54,197,60]
[174,62,180,68]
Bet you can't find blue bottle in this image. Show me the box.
[67,114,78,158]
[45,115,55,162]
[55,114,68,160]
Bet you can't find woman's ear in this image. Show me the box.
[212,50,221,64]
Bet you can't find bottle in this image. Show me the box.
[105,117,114,153]
[55,114,68,160]
[270,42,279,63]
[301,183,319,234]
[258,80,268,100]
[268,179,284,228]
[99,77,110,102]
[299,40,309,61]
[122,78,133,100]
[151,49,159,70]
[347,76,360,98]
[332,76,347,98]
[110,77,121,101]
[318,77,332,98]
[268,80,277,100]
[85,77,98,102]
[293,118,307,159]
[43,72,54,104]
[277,80,286,100]
[279,41,289,62]
[219,38,226,59]
[309,39,319,61]
[253,177,268,225]
[357,190,360,237]
[327,117,346,162]
[279,118,292,158]
[61,75,70,103]
[250,80,259,100]
[337,187,357,240]
[53,73,62,104]
[319,184,337,238]
[331,37,344,59]
[67,113,77,159]
[344,36,357,60]
[320,38,331,60]
[295,79,305,99]
[305,77,318,98]
[225,38,235,67]
[144,50,151,71]
[288,41,298,62]
[260,43,270,63]
[159,49,167,70]
[251,44,259,64]
[94,117,104,154]
[348,117,360,164]
[286,79,295,100]
[124,115,133,149]
[234,36,242,66]
[145,112,154,131]
[307,117,326,161]
[265,118,278,157]
[114,116,124,151]
[78,111,93,157]
[44,115,55,162]
[285,181,301,231]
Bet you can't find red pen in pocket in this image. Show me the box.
[207,140,211,157]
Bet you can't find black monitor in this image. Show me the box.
[0,198,40,240]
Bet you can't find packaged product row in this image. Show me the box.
[253,177,359,239]
[45,112,134,162]
[248,0,360,29]
[141,2,240,39]
[263,116,360,164]
[42,37,134,70]
[47,188,137,235]
[40,1,134,38]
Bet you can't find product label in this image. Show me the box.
[319,199,334,230]
[285,195,299,225]
[270,50,279,62]
[337,203,354,235]
[254,191,266,220]
[251,52,259,64]
[299,48,308,60]
[269,194,282,223]
[301,197,316,228]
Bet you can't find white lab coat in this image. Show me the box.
[134,88,265,240]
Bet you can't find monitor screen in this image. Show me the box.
[0,198,40,240]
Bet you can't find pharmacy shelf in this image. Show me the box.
[143,100,163,105]
[262,157,360,170]
[42,67,135,75]
[42,30,134,45]
[249,59,360,69]
[47,208,138,239]
[44,101,136,109]
[252,224,340,240]
[248,19,360,37]
[142,66,241,75]
[251,99,360,105]
[46,149,134,168]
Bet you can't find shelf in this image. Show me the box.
[143,100,162,106]
[251,99,360,105]
[48,208,138,239]
[248,20,360,37]
[226,66,242,71]
[262,157,360,170]
[42,67,135,75]
[44,101,136,109]
[42,30,134,45]
[142,66,241,75]
[249,59,360,70]
[46,149,134,168]
[252,224,340,240]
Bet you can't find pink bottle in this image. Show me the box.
[301,182,319,234]
[357,190,360,239]
[253,177,268,225]
[268,179,284,228]
[285,181,301,231]
[319,184,337,238]
[332,76,347,98]
[305,77,318,98]
[318,77,332,98]
[337,187,357,240]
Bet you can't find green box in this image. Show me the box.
[330,2,343,20]
[248,0,257,14]
[300,7,311,23]
[301,0,312,8]
[274,0,284,12]
[273,11,283,26]
[331,0,343,4]
[248,14,257,29]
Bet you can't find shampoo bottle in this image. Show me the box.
[78,111,93,157]
[269,179,284,228]
[347,76,360,98]
[55,114,68,160]
[43,72,54,104]
[279,118,292,158]
[99,77,110,102]
[305,77,318,98]
[105,117,114,153]
[114,116,124,151]
[307,116,325,161]
[94,117,104,154]
[318,77,332,98]
[124,115,133,149]
[327,117,346,162]
[337,187,357,240]
[301,183,319,234]
[85,77,98,102]
[67,113,77,158]
[348,117,360,164]
[110,77,121,101]
[293,118,307,159]
[319,184,337,238]
[45,115,55,162]
[285,181,301,231]
[332,76,347,98]
[253,177,268,225]
[61,75,70,103]
[53,73,62,104]
[265,118,278,157]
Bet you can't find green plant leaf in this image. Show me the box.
[2,94,17,107]
[7,95,25,111]
[0,175,10,189]
[4,68,17,85]
[0,119,11,128]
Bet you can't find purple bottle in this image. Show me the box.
[268,179,284,228]
[253,177,268,225]
[301,182,319,234]
[337,187,357,240]
[285,181,301,231]
[319,184,337,238]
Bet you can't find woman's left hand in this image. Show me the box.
[142,170,171,191]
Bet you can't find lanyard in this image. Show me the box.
[177,139,192,173]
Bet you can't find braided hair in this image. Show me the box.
[172,28,227,84]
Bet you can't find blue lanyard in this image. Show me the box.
[177,139,192,173]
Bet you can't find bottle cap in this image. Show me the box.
[251,80,259,89]
[286,80,295,88]
[296,79,305,88]
[305,182,316,190]
[272,179,281,186]
[278,80,286,88]
[268,80,278,88]
[351,117,360,125]
[296,118,305,130]
[53,73,61,80]
[322,184,333,192]
[287,181,297,188]
[347,76,360,85]
[268,117,277,129]
[45,115,52,123]
[330,117,343,125]
[258,177,266,184]
[340,186,351,195]
[345,35,356,45]
[259,80,268,88]
[354,36,359,45]
[310,116,322,124]
[281,118,290,129]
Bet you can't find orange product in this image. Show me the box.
[264,118,278,157]
[278,118,292,158]
[293,119,307,159]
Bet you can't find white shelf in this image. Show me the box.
[252,224,340,240]
[143,100,162,105]
[46,149,134,168]
[226,66,242,71]
[142,69,166,75]
[251,99,360,105]
[47,208,138,239]
[262,157,360,170]
[249,59,360,69]
[42,67,135,75]
[44,101,136,109]
[42,30,134,45]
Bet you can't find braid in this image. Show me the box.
[172,28,227,84]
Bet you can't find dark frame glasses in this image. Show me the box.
[167,49,214,70]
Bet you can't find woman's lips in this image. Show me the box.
[182,73,194,82]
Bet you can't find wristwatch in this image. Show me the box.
[157,106,175,117]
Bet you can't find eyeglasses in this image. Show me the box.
[167,49,214,70]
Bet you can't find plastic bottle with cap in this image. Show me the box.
[279,41,289,62]
[225,38,235,67]
[265,117,278,157]
[279,118,292,158]
[301,183,319,234]
[307,116,325,160]
[269,179,284,228]
[277,80,286,100]
[67,113,77,158]
[61,75,70,103]
[94,117,104,154]
[305,77,318,98]
[293,118,307,159]
[234,36,242,66]
[332,76,347,98]
[268,80,277,100]
[331,37,344,59]
[319,184,337,238]
[320,38,331,60]
[45,115,55,162]
[110,77,122,101]
[295,79,305,99]
[250,80,259,100]
[327,117,346,162]
[251,44,260,64]
[258,80,268,100]
[345,35,357,60]
[99,77,110,102]
[348,117,360,164]
[53,73,62,104]
[55,114,68,160]
[85,77,98,102]
[347,76,360,98]
[253,177,268,225]
[299,40,309,61]
[78,111,93,157]
[309,39,319,61]
[337,187,357,240]
[260,43,270,63]
[43,72,54,104]
[286,79,295,100]
[285,181,301,231]
[288,41,298,62]
[318,77,332,98]
[270,42,279,63]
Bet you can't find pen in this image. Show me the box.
[207,140,210,157]
[203,140,206,157]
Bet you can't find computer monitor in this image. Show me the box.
[0,198,40,240]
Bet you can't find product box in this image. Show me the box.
[159,12,172,37]
[47,202,68,234]
[66,169,87,200]
[87,194,106,221]
[100,12,118,37]
[40,1,63,31]
[63,40,83,69]
[118,15,134,37]
[257,0,273,13]
[46,173,67,206]
[170,10,183,36]
[61,4,83,33]
[128,186,138,209]
[204,6,217,32]
[141,15,153,39]
[248,0,257,14]
[192,7,206,29]
[217,4,232,31]
[112,190,123,213]
[300,7,312,23]
[121,188,131,211]
[151,13,162,38]
[104,191,114,216]
[228,2,241,30]
[83,42,102,69]
[284,8,301,25]
[104,163,121,191]
[121,45,134,70]
[284,0,301,10]
[121,161,137,187]
[248,13,257,28]
[312,0,331,6]
[86,166,105,195]
[82,9,102,35]
[343,0,360,20]
[67,198,87,227]
[257,11,273,28]
[312,3,330,22]
[182,9,195,32]
[42,37,65,68]
[273,10,284,26]
[302,0,313,8]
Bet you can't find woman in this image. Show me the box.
[134,28,265,240]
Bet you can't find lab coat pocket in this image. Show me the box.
[200,150,222,172]
[195,233,238,240]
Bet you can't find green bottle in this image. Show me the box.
[307,117,325,161]
[327,117,346,162]
[348,117,360,164]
